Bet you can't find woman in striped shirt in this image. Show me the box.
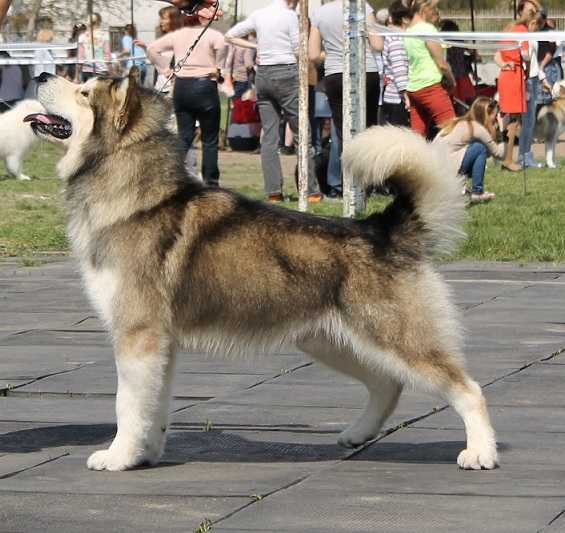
[381,0,411,126]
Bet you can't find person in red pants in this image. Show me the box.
[405,0,456,138]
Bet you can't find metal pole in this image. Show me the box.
[222,0,238,148]
[87,0,95,74]
[342,0,366,217]
[297,0,309,212]
[469,0,478,84]
[131,0,135,67]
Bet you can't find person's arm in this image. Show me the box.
[367,13,384,52]
[494,50,514,70]
[474,123,505,159]
[225,17,257,49]
[214,33,226,72]
[308,25,322,63]
[146,32,176,76]
[0,0,11,26]
[426,39,455,88]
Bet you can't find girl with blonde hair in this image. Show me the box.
[435,97,504,202]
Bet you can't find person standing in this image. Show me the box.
[405,0,456,138]
[147,11,225,187]
[225,0,322,203]
[309,0,383,142]
[119,24,147,84]
[77,12,111,82]
[518,12,551,168]
[495,0,540,171]
[224,40,255,99]
[308,0,383,197]
[381,0,411,126]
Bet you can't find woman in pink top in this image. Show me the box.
[147,16,225,186]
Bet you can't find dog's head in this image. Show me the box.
[551,80,565,100]
[24,69,169,154]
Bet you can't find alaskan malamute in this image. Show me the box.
[25,69,498,472]
[536,80,565,168]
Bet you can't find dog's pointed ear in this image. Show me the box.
[113,69,141,132]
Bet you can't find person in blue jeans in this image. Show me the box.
[435,97,505,203]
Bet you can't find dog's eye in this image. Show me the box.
[80,90,89,98]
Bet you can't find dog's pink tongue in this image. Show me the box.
[23,113,55,125]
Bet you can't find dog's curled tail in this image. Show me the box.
[342,125,466,257]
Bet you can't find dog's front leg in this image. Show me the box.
[87,330,175,471]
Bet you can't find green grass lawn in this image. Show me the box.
[1,141,564,262]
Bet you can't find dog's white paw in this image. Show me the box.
[87,447,156,471]
[337,426,377,449]
[17,174,31,181]
[457,447,498,470]
[547,162,557,169]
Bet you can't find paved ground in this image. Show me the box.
[1,258,564,533]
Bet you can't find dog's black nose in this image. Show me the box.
[35,72,55,83]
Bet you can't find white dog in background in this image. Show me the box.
[0,99,45,180]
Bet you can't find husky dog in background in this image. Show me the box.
[536,80,565,168]
[0,99,45,180]
[27,70,498,473]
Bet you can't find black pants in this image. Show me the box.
[381,102,410,127]
[173,77,220,186]
[323,71,380,145]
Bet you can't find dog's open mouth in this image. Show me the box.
[24,113,72,139]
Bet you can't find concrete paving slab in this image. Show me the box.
[0,345,110,381]
[0,312,91,332]
[0,396,195,424]
[343,429,565,492]
[0,428,343,496]
[0,329,111,347]
[215,491,564,533]
[171,401,361,435]
[13,363,267,399]
[544,513,565,532]
[0,492,248,533]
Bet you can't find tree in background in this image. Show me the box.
[3,0,126,40]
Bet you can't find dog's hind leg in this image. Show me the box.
[402,352,498,470]
[5,153,31,181]
[299,336,403,448]
[359,323,498,470]
[87,329,175,471]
